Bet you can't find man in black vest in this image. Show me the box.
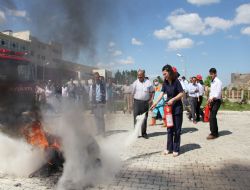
[89,72,106,136]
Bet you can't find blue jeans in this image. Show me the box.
[167,113,183,153]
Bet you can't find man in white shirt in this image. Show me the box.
[132,70,154,139]
[196,75,205,121]
[179,76,189,110]
[122,79,132,114]
[207,68,222,140]
[188,77,199,124]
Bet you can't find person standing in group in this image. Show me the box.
[207,68,222,140]
[188,77,199,124]
[61,83,68,99]
[68,79,76,100]
[89,72,106,136]
[122,79,132,114]
[150,79,166,127]
[196,75,205,122]
[150,65,184,157]
[76,79,84,104]
[179,76,189,111]
[132,69,154,139]
[45,80,55,104]
[83,79,90,95]
[106,78,114,113]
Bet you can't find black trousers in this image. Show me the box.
[167,113,183,153]
[209,99,221,136]
[196,96,203,121]
[133,99,149,135]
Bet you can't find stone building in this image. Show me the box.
[228,73,250,90]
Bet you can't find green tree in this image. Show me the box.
[114,69,138,84]
[204,75,212,87]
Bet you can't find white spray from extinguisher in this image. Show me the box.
[163,93,174,127]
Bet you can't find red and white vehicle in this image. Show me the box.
[0,48,36,127]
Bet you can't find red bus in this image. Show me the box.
[0,48,36,128]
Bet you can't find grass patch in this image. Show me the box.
[201,98,250,111]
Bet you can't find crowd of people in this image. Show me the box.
[132,65,222,157]
[35,72,133,136]
[35,66,222,156]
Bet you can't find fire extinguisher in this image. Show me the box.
[164,103,174,128]
[203,104,211,122]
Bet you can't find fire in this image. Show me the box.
[22,120,65,178]
[22,120,61,150]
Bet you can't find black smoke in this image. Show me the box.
[2,0,118,63]
[0,0,17,10]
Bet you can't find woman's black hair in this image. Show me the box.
[162,64,177,81]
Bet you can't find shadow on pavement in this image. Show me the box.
[105,130,128,137]
[180,143,201,154]
[219,130,232,137]
[181,127,198,134]
[125,151,162,161]
[148,132,166,138]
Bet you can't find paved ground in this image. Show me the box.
[1,111,250,190]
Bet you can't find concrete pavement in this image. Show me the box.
[0,111,250,190]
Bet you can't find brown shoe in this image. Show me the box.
[206,134,218,140]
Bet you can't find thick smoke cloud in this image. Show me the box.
[43,100,122,190]
[0,0,17,10]
[26,0,117,62]
[1,0,117,62]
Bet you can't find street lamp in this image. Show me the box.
[176,53,186,77]
[43,62,50,81]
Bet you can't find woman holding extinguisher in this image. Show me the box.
[150,64,184,157]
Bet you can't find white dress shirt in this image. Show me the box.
[132,79,153,101]
[197,83,204,97]
[62,86,68,97]
[209,77,222,100]
[180,80,188,93]
[188,83,199,98]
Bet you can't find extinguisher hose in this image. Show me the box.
[144,104,164,115]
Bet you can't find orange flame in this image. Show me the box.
[22,120,61,151]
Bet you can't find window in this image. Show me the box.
[1,39,9,47]
[0,60,33,81]
[21,45,26,51]
[17,65,32,81]
[12,42,15,48]
[16,43,19,50]
[1,39,5,46]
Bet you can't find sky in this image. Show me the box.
[0,0,250,86]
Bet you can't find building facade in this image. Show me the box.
[0,30,111,82]
[228,73,250,90]
[0,30,30,53]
